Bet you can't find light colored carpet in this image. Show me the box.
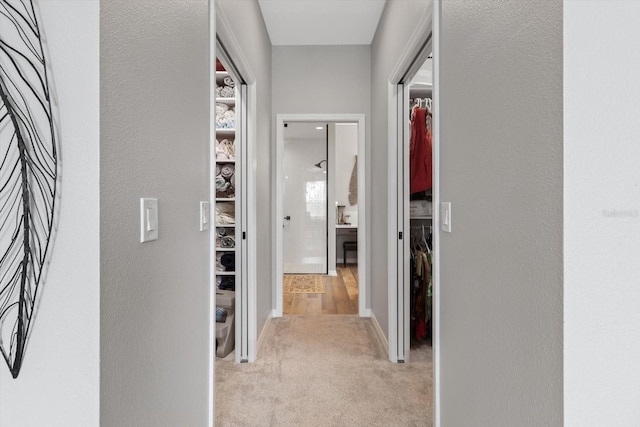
[283,275,325,294]
[215,315,433,426]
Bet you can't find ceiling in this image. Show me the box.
[258,0,387,46]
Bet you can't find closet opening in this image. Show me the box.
[406,55,434,359]
[387,3,439,423]
[274,114,367,318]
[212,23,259,369]
[213,45,246,366]
[389,44,433,363]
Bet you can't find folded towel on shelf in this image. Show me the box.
[220,253,235,271]
[216,163,221,176]
[216,175,230,194]
[217,235,235,248]
[223,76,235,88]
[215,202,235,224]
[220,164,234,179]
[225,185,235,199]
[215,103,228,115]
[216,108,235,129]
[220,86,234,98]
[219,276,235,291]
[216,139,234,160]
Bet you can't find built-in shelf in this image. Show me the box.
[410,82,433,99]
[410,216,432,220]
[214,61,237,294]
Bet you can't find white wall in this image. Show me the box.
[370,0,431,338]
[439,1,563,425]
[565,2,640,425]
[0,1,100,425]
[272,46,371,117]
[334,123,358,219]
[100,2,211,425]
[216,0,273,337]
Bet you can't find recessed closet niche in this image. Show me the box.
[214,57,238,360]
[408,56,433,354]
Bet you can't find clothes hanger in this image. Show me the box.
[422,225,431,254]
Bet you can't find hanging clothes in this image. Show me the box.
[409,106,433,194]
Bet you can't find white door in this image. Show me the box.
[283,122,328,274]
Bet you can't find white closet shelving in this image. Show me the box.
[214,65,238,292]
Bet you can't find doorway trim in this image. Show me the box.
[274,114,368,318]
[213,2,259,362]
[386,2,440,426]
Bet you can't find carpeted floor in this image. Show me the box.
[215,315,433,426]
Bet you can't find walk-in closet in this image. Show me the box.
[213,46,254,364]
[408,57,434,354]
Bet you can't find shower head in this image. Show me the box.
[314,160,327,168]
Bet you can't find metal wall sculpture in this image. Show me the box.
[0,0,58,378]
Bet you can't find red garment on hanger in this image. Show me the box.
[410,107,432,194]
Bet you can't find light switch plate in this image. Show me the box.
[140,198,159,242]
[441,202,452,233]
[200,201,210,231]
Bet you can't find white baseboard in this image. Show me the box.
[369,312,389,357]
[329,270,337,276]
[256,312,274,359]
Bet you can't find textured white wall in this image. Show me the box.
[439,1,563,425]
[100,1,211,425]
[0,1,100,425]
[565,2,640,425]
[370,0,431,337]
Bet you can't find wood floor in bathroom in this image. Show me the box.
[283,265,358,315]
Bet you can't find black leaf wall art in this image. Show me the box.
[0,0,58,378]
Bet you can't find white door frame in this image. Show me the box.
[274,114,368,318]
[386,1,440,425]
[212,2,259,363]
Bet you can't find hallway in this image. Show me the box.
[216,315,432,426]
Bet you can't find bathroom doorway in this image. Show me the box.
[274,114,367,318]
[281,121,360,314]
[282,122,329,275]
